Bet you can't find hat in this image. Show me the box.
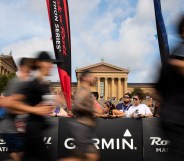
[37,51,61,63]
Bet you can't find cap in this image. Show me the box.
[36,51,61,63]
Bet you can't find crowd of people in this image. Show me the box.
[0,52,158,161]
[0,15,183,161]
[0,57,156,161]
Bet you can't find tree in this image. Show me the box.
[0,73,16,94]
[131,87,146,99]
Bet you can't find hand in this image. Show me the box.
[33,105,54,116]
[139,114,145,118]
[131,113,136,118]
[0,96,5,104]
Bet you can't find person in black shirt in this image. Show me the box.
[156,15,184,161]
[16,51,56,161]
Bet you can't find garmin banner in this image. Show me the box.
[42,117,59,161]
[142,118,170,161]
[1,118,170,161]
[58,118,143,161]
[0,118,59,161]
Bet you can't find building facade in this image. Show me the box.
[51,62,156,100]
[76,62,129,100]
[0,54,17,75]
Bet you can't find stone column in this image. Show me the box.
[111,78,115,98]
[97,77,101,96]
[105,77,108,100]
[118,78,122,100]
[5,69,8,76]
[124,78,128,94]
[2,67,5,75]
[77,79,80,88]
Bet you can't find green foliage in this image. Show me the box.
[131,87,146,99]
[0,73,16,94]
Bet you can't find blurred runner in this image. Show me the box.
[156,15,184,161]
[59,69,99,161]
[0,58,35,161]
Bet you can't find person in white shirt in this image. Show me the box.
[127,92,153,118]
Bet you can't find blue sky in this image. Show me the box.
[0,0,184,83]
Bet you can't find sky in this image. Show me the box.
[0,0,184,83]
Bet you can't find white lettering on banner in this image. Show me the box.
[53,1,58,22]
[122,139,134,149]
[64,129,137,150]
[0,147,8,152]
[55,24,61,51]
[0,138,8,152]
[150,137,170,146]
[0,139,6,145]
[64,138,76,149]
[102,138,114,149]
[52,0,61,52]
[150,137,170,153]
[156,148,169,152]
[43,137,52,145]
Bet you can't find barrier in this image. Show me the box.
[0,118,169,161]
[142,118,170,161]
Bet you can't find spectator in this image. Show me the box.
[153,101,160,117]
[91,92,105,117]
[103,101,125,118]
[146,97,154,113]
[116,93,132,113]
[126,92,153,118]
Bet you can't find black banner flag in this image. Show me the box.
[46,0,71,109]
[153,0,170,65]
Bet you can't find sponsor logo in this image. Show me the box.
[64,129,138,150]
[0,138,8,152]
[43,137,52,145]
[0,139,6,145]
[150,137,170,152]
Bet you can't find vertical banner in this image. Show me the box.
[153,0,170,65]
[46,0,71,110]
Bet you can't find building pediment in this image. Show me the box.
[76,62,129,73]
[0,55,18,72]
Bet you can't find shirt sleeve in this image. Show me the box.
[144,105,153,115]
[126,107,132,117]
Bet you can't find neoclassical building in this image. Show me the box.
[0,54,18,75]
[51,61,156,100]
[76,62,130,100]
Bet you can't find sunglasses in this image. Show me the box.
[124,96,130,99]
[133,97,139,101]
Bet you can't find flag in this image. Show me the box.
[46,0,71,110]
[153,0,170,65]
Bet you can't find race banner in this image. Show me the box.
[58,118,143,161]
[46,0,71,109]
[153,0,170,65]
[143,118,170,161]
